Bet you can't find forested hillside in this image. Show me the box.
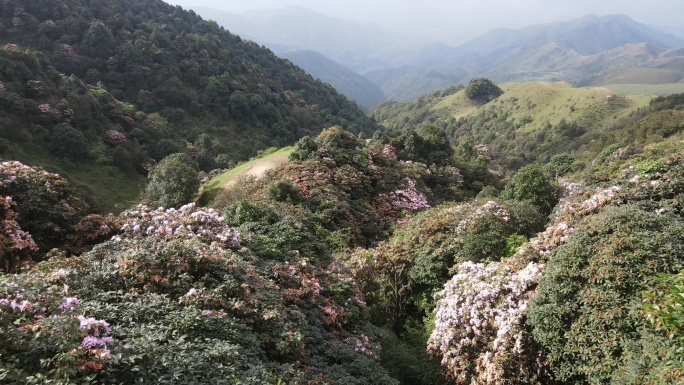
[2,84,684,383]
[372,79,658,172]
[1,0,684,383]
[0,0,375,211]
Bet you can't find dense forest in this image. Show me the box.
[0,0,376,211]
[1,1,684,384]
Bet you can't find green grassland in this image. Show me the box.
[198,146,293,205]
[426,81,648,131]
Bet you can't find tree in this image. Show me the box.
[143,153,199,208]
[49,123,89,161]
[543,153,574,179]
[464,78,503,104]
[501,165,556,214]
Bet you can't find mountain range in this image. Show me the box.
[189,6,684,104]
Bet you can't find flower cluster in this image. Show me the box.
[4,43,18,51]
[38,103,59,117]
[117,203,242,246]
[0,81,5,92]
[0,268,114,373]
[1,196,37,251]
[454,200,509,235]
[347,333,381,359]
[474,144,493,162]
[382,144,397,159]
[104,130,127,145]
[557,185,621,219]
[26,80,45,94]
[389,179,430,211]
[0,195,37,272]
[61,44,77,58]
[428,260,544,384]
[62,107,74,122]
[78,315,113,352]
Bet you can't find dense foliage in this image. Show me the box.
[143,153,200,208]
[464,78,504,104]
[1,202,398,384]
[2,4,684,380]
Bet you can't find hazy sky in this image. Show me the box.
[165,0,684,44]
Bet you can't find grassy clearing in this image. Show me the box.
[198,146,293,205]
[485,82,645,132]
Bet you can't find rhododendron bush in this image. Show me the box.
[342,198,546,332]
[428,260,545,384]
[268,127,450,249]
[0,161,89,266]
[0,264,113,382]
[525,149,684,384]
[0,199,397,384]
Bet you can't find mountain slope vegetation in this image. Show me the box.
[0,0,376,211]
[372,80,652,170]
[1,0,684,383]
[279,50,386,109]
[2,83,684,384]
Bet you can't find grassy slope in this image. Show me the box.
[2,146,145,214]
[431,82,648,130]
[198,147,293,205]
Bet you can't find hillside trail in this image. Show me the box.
[221,150,291,189]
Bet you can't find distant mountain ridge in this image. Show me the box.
[189,6,684,102]
[458,14,684,56]
[278,50,386,109]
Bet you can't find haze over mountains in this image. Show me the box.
[186,5,684,105]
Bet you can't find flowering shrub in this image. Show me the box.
[342,199,545,333]
[428,260,545,384]
[382,144,397,159]
[473,144,493,162]
[0,196,37,272]
[4,43,18,51]
[104,129,127,145]
[38,103,56,114]
[0,161,88,255]
[64,213,122,255]
[0,266,114,382]
[528,205,684,384]
[0,187,397,384]
[61,43,77,59]
[26,80,45,95]
[117,203,241,246]
[277,128,441,248]
[390,178,430,211]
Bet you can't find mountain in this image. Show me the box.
[0,0,377,211]
[194,6,399,72]
[279,50,386,109]
[182,8,684,103]
[458,14,684,56]
[363,65,467,102]
[452,15,684,85]
[188,6,465,102]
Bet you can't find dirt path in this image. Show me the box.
[221,150,292,189]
